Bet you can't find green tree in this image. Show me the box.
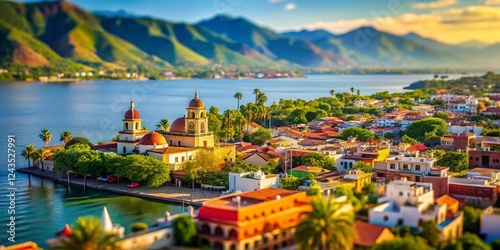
[65,137,94,149]
[300,152,336,170]
[253,88,261,103]
[463,206,483,233]
[262,160,278,174]
[39,128,52,146]
[48,216,118,250]
[21,144,36,169]
[340,127,375,141]
[491,239,500,250]
[443,233,491,250]
[36,148,51,172]
[306,181,322,196]
[181,149,221,189]
[173,215,197,246]
[280,175,301,190]
[405,118,448,142]
[60,130,73,144]
[434,111,449,121]
[250,127,272,145]
[372,236,433,250]
[419,220,441,248]
[352,161,373,173]
[155,118,170,131]
[384,132,396,139]
[295,198,356,250]
[131,222,148,233]
[330,89,335,96]
[437,152,469,172]
[402,134,420,144]
[234,92,243,110]
[118,154,171,188]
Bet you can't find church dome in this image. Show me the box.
[189,92,204,108]
[139,132,167,145]
[124,101,140,119]
[170,117,186,133]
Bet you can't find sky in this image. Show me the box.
[14,0,500,44]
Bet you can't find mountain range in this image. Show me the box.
[0,0,499,71]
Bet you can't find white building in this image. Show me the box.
[447,98,478,113]
[481,206,500,243]
[369,180,463,240]
[228,170,279,192]
[447,124,482,136]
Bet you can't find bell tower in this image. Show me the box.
[123,101,142,132]
[185,92,209,135]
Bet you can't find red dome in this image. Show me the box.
[56,224,73,237]
[139,132,167,145]
[170,117,186,133]
[189,92,204,108]
[124,109,140,119]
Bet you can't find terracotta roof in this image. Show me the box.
[147,146,197,154]
[42,145,64,153]
[242,151,281,161]
[291,150,312,157]
[170,117,186,133]
[436,195,459,207]
[188,92,205,108]
[94,142,117,150]
[124,109,140,119]
[139,131,167,145]
[354,220,394,247]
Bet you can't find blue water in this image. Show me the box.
[0,74,464,247]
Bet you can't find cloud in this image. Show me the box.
[412,0,458,9]
[295,5,500,44]
[285,3,296,10]
[485,0,500,5]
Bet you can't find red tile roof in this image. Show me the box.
[354,220,394,247]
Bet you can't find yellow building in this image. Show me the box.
[161,92,215,148]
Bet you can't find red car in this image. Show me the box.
[127,182,139,188]
[107,177,117,183]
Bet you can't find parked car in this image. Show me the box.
[127,182,139,188]
[96,176,108,182]
[107,177,117,183]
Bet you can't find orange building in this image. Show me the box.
[196,189,311,250]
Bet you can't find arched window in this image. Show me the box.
[215,227,224,236]
[201,122,205,133]
[201,224,211,234]
[178,141,181,147]
[135,122,139,130]
[170,140,173,145]
[125,123,129,130]
[191,112,195,118]
[123,147,126,154]
[201,112,204,118]
[229,229,237,239]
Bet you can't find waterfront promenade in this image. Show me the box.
[17,168,220,206]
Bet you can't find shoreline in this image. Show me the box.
[16,168,221,206]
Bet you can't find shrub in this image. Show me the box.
[131,222,148,233]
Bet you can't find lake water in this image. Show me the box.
[0,74,462,246]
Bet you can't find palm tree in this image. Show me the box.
[234,92,243,110]
[36,148,50,172]
[234,112,247,142]
[31,151,41,170]
[253,88,262,103]
[155,118,170,131]
[48,216,118,250]
[350,87,355,96]
[60,131,73,145]
[257,93,268,106]
[22,144,36,169]
[295,198,356,250]
[330,89,335,96]
[39,128,52,146]
[357,89,360,96]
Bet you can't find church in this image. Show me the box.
[115,92,235,170]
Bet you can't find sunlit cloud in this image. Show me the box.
[412,0,458,9]
[296,5,500,44]
[485,0,500,5]
[285,3,296,10]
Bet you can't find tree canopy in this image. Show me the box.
[300,152,336,170]
[173,215,197,247]
[340,127,375,141]
[65,137,94,149]
[405,118,448,142]
[436,152,469,172]
[250,127,272,145]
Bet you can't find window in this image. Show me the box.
[178,141,181,146]
[175,157,179,163]
[383,215,389,222]
[125,123,129,130]
[399,191,403,196]
[349,162,353,168]
[397,218,404,226]
[182,156,185,162]
[402,164,408,169]
[390,164,395,169]
[254,240,259,247]
[416,176,421,182]
[415,165,421,171]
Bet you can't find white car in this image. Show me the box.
[96,176,109,182]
